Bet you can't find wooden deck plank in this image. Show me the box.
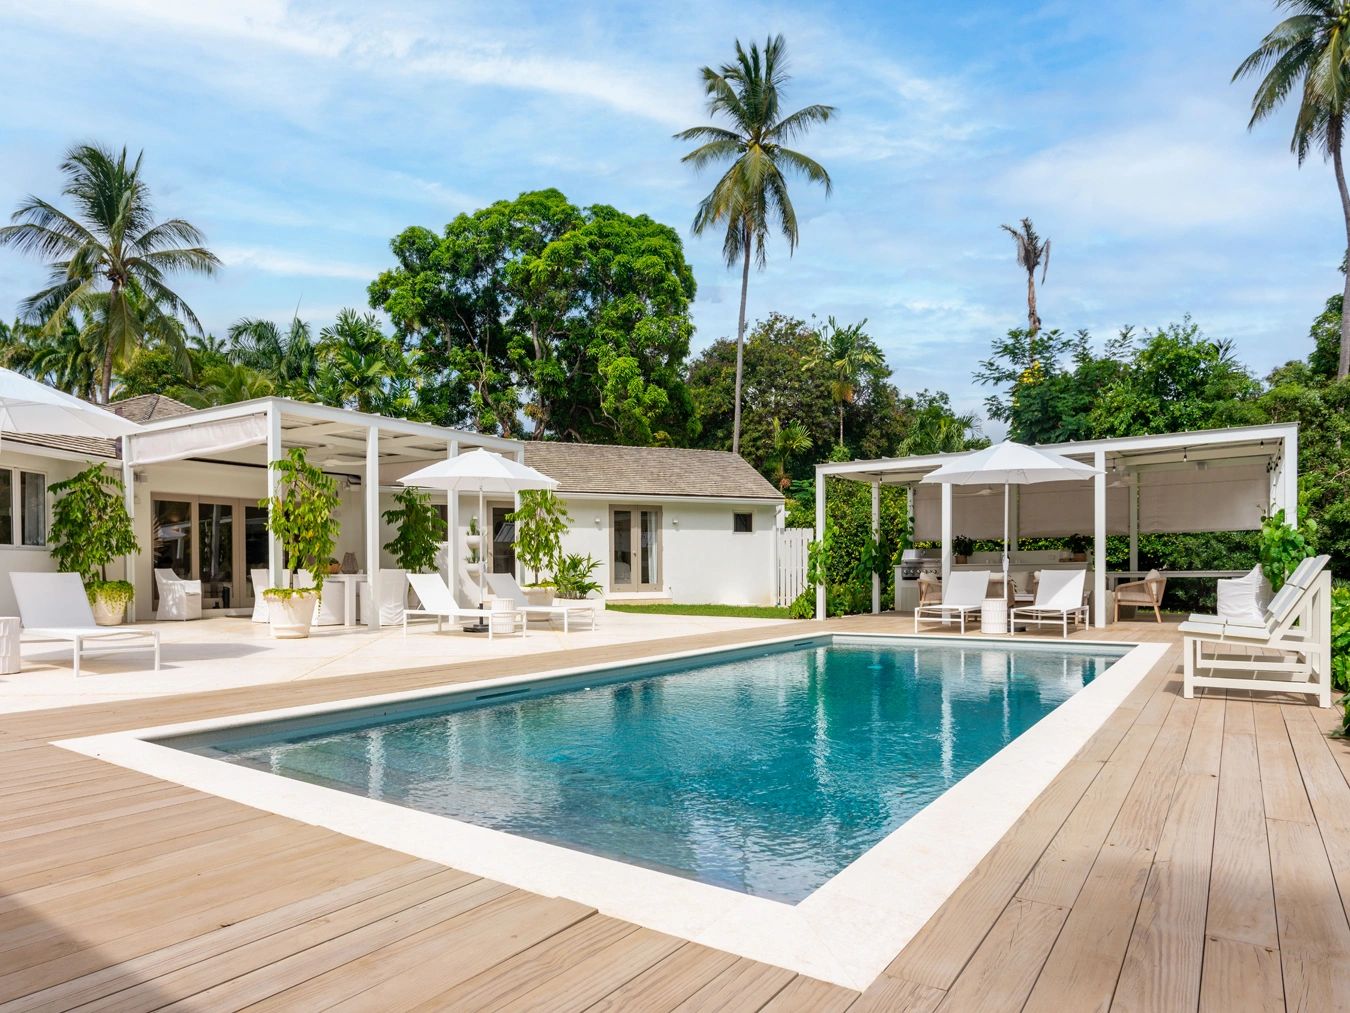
[1266,818,1350,1009]
[671,958,798,1012]
[576,942,739,1013]
[1282,705,1350,913]
[1021,694,1201,1013]
[501,926,686,1012]
[849,974,946,1012]
[1197,937,1284,1013]
[1252,703,1316,826]
[758,975,861,1012]
[934,898,1068,1013]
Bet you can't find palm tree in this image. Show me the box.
[1235,1,1350,378]
[4,315,101,400]
[228,316,317,395]
[765,416,811,490]
[0,144,220,403]
[676,34,834,456]
[185,362,275,408]
[1000,218,1050,334]
[802,317,882,447]
[316,309,395,414]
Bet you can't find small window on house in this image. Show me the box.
[733,512,753,533]
[20,472,45,546]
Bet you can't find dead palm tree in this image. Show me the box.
[1001,218,1050,334]
[676,34,834,455]
[1235,0,1350,378]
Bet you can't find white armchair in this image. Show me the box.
[250,567,279,623]
[154,568,202,621]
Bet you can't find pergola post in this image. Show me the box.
[814,468,826,620]
[1009,486,1020,553]
[121,451,137,622]
[446,440,459,599]
[266,404,283,589]
[1128,476,1139,572]
[871,480,881,615]
[940,483,953,584]
[1093,449,1107,628]
[365,425,381,630]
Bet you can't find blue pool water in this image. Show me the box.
[182,638,1125,902]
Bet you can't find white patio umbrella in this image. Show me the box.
[920,440,1101,593]
[397,448,559,607]
[0,368,141,439]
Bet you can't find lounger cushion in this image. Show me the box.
[1217,566,1265,627]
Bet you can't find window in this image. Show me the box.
[0,468,46,547]
[733,512,753,533]
[20,472,45,546]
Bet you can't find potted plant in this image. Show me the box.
[508,490,569,606]
[952,534,976,565]
[381,486,443,622]
[552,553,602,603]
[259,448,341,639]
[48,464,139,626]
[465,516,482,548]
[1066,533,1090,561]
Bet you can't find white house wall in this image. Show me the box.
[0,448,101,616]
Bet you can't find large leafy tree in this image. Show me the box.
[1235,1,1350,378]
[0,144,219,402]
[676,34,834,455]
[370,189,697,443]
[1000,218,1050,334]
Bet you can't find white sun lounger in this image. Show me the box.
[1010,569,1089,639]
[405,572,522,640]
[484,573,598,633]
[10,572,160,677]
[1179,554,1332,707]
[914,570,989,634]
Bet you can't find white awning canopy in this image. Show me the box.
[124,413,269,466]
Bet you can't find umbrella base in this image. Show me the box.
[461,621,490,634]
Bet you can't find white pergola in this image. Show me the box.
[814,423,1300,628]
[120,398,523,629]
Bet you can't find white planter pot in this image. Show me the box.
[268,594,318,639]
[465,561,484,576]
[523,586,554,607]
[91,597,127,626]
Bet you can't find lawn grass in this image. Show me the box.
[605,602,792,620]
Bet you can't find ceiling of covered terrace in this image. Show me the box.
[820,426,1292,539]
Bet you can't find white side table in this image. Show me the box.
[0,617,21,674]
[981,598,1009,636]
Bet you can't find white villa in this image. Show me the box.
[0,394,784,621]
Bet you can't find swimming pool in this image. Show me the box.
[180,638,1124,903]
[62,632,1162,988]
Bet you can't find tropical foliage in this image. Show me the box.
[508,489,571,585]
[1235,0,1350,378]
[0,144,218,402]
[47,465,139,594]
[676,33,834,454]
[381,487,444,574]
[259,448,341,593]
[1000,218,1051,334]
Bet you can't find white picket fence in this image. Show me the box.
[776,527,812,607]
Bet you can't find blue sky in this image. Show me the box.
[0,0,1338,436]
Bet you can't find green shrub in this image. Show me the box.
[382,487,443,573]
[49,464,138,585]
[1332,586,1350,694]
[1259,508,1316,591]
[787,587,815,619]
[259,448,341,594]
[552,553,601,599]
[509,490,570,585]
[86,579,134,607]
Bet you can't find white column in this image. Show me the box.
[1128,476,1139,572]
[940,483,953,584]
[446,440,459,598]
[871,480,881,615]
[814,470,826,619]
[266,405,283,588]
[1094,449,1107,628]
[365,425,381,630]
[121,453,137,622]
[1009,486,1020,554]
[1282,428,1299,519]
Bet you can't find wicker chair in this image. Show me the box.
[918,574,943,607]
[1114,570,1167,623]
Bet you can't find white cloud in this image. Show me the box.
[214,245,379,281]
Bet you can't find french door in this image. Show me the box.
[151,496,269,610]
[611,507,661,592]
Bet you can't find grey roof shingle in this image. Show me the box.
[522,442,782,501]
[2,393,195,460]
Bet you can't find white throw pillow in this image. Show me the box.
[1217,565,1265,626]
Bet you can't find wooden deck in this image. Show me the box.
[0,616,1347,1010]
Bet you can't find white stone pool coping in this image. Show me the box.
[56,632,1167,991]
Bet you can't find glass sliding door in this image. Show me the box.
[610,507,661,592]
[197,501,235,610]
[490,505,517,575]
[244,505,269,608]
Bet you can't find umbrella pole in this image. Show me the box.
[478,487,485,606]
[1003,484,1010,592]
